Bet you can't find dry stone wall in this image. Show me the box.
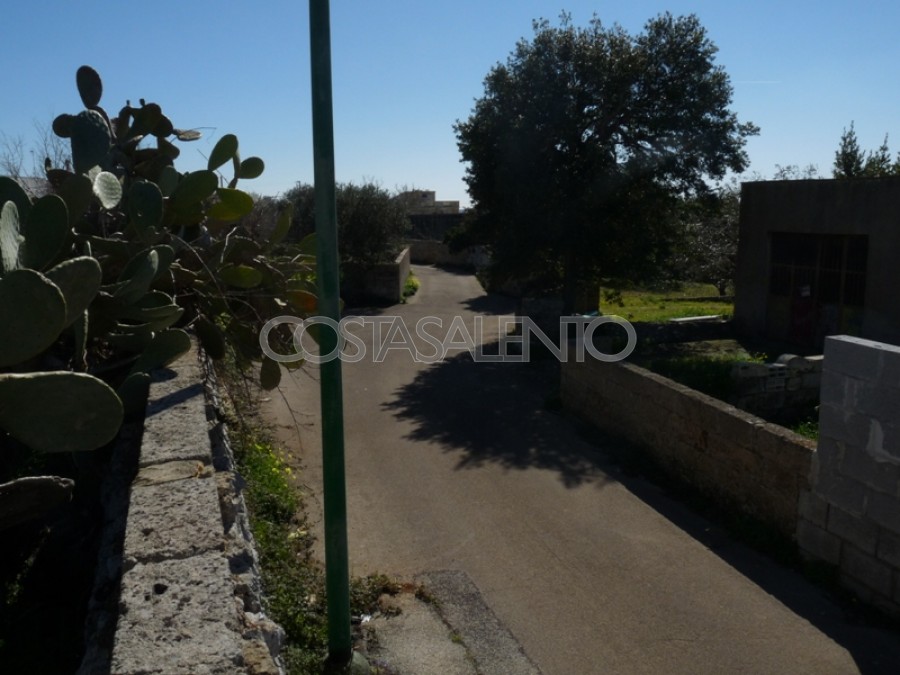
[561,358,816,539]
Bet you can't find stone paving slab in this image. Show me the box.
[112,552,244,674]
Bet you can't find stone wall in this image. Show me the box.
[343,246,410,305]
[561,358,815,539]
[87,351,283,674]
[796,336,900,617]
[407,239,488,269]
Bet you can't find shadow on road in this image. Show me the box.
[458,293,519,315]
[618,460,900,674]
[383,346,617,489]
[384,345,900,673]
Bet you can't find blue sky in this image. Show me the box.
[2,1,900,206]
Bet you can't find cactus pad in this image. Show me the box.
[0,269,67,366]
[0,201,22,276]
[20,194,69,271]
[45,256,102,327]
[0,371,123,453]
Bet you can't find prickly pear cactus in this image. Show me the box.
[0,201,22,276]
[0,372,123,453]
[0,64,304,465]
[0,269,67,367]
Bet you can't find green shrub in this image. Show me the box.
[284,182,410,265]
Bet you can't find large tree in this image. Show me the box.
[454,13,758,311]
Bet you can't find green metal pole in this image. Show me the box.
[308,0,352,664]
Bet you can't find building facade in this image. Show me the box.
[734,177,900,349]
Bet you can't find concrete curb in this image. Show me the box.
[417,571,542,675]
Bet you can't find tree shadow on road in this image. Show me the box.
[458,293,518,316]
[383,345,900,672]
[382,345,618,488]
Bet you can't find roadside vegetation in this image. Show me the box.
[219,363,399,674]
[402,272,420,301]
[0,65,306,670]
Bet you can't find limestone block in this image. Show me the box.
[112,553,243,674]
[797,519,842,564]
[142,357,211,467]
[124,476,224,565]
[816,473,868,517]
[824,335,891,381]
[818,403,870,447]
[827,506,879,555]
[840,444,900,495]
[841,544,894,598]
[876,529,900,568]
[866,491,900,537]
[798,489,829,528]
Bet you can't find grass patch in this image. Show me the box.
[790,416,819,440]
[646,355,741,400]
[219,362,400,673]
[599,282,733,322]
[641,345,765,401]
[402,272,420,301]
[229,424,328,674]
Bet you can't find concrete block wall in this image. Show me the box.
[108,351,283,674]
[561,358,816,539]
[731,355,823,421]
[797,336,900,617]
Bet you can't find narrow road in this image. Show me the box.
[263,265,900,674]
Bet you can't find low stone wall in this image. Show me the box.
[343,246,410,304]
[90,351,282,674]
[562,358,815,539]
[797,336,900,617]
[407,239,488,269]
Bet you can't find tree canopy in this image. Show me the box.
[283,181,410,265]
[833,122,900,178]
[454,12,758,310]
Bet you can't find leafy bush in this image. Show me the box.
[284,182,410,265]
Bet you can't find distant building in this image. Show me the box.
[395,190,460,215]
[395,190,463,241]
[734,177,900,349]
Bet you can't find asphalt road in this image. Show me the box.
[263,264,900,674]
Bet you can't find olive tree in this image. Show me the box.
[454,12,758,310]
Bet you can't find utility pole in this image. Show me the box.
[308,1,356,669]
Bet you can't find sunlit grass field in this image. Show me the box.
[598,282,734,322]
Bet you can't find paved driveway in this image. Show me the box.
[264,265,900,674]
